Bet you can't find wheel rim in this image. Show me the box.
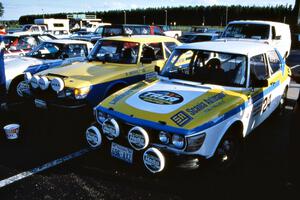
[279,90,287,111]
[216,137,237,166]
[16,81,29,97]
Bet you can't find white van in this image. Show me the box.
[221,20,291,59]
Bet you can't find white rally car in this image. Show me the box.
[4,40,93,101]
[87,40,291,173]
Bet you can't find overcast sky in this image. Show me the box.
[1,0,296,20]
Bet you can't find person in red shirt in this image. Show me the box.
[0,24,6,35]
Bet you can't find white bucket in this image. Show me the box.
[3,124,20,140]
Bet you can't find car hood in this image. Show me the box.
[38,61,137,88]
[100,79,248,129]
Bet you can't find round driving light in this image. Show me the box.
[143,148,165,173]
[128,126,149,150]
[24,72,32,83]
[102,118,120,140]
[30,75,40,89]
[38,76,50,90]
[159,131,170,144]
[51,77,64,92]
[172,134,185,149]
[85,126,102,148]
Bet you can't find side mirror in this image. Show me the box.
[141,57,153,64]
[154,66,161,74]
[252,79,268,88]
[275,35,282,40]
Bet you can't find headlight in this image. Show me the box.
[74,86,91,100]
[96,110,107,124]
[172,134,185,149]
[38,76,50,90]
[30,75,40,89]
[51,77,65,92]
[159,131,170,144]
[186,133,206,152]
[102,118,120,140]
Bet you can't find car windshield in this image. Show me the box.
[89,40,140,64]
[3,36,38,51]
[222,23,270,40]
[27,42,65,59]
[161,49,247,87]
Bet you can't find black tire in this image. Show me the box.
[211,126,243,171]
[7,76,27,103]
[276,87,288,115]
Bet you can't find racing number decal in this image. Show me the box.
[262,94,272,113]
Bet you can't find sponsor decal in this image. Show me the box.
[139,91,184,105]
[109,82,146,105]
[145,72,157,81]
[171,111,193,127]
[186,92,226,116]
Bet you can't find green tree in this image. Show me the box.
[0,2,4,18]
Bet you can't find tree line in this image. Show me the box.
[19,5,295,27]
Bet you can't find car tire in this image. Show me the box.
[8,76,27,103]
[211,126,243,172]
[276,87,288,115]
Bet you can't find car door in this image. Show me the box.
[266,49,285,111]
[248,53,272,130]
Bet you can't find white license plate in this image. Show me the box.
[34,99,47,109]
[111,142,133,163]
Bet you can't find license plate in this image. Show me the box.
[34,99,47,109]
[111,142,133,164]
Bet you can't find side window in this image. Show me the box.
[31,26,39,32]
[272,26,276,40]
[41,26,46,32]
[267,50,281,74]
[250,54,269,85]
[164,42,178,57]
[144,43,164,60]
[65,44,88,58]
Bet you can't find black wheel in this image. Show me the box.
[8,76,28,103]
[276,87,288,115]
[211,128,242,171]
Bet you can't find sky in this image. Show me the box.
[1,0,296,20]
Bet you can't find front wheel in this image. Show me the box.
[8,76,29,103]
[276,87,288,115]
[211,131,242,171]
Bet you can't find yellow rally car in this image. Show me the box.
[25,35,180,110]
[88,40,291,173]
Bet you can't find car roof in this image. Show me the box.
[228,20,289,27]
[176,40,275,56]
[45,39,92,45]
[101,35,179,43]
[184,33,219,36]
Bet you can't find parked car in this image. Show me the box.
[3,32,57,58]
[26,35,180,113]
[158,25,182,38]
[20,24,47,34]
[179,32,219,43]
[5,40,93,101]
[221,20,291,59]
[72,24,165,44]
[89,40,291,173]
[70,24,111,43]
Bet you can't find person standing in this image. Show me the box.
[0,24,6,105]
